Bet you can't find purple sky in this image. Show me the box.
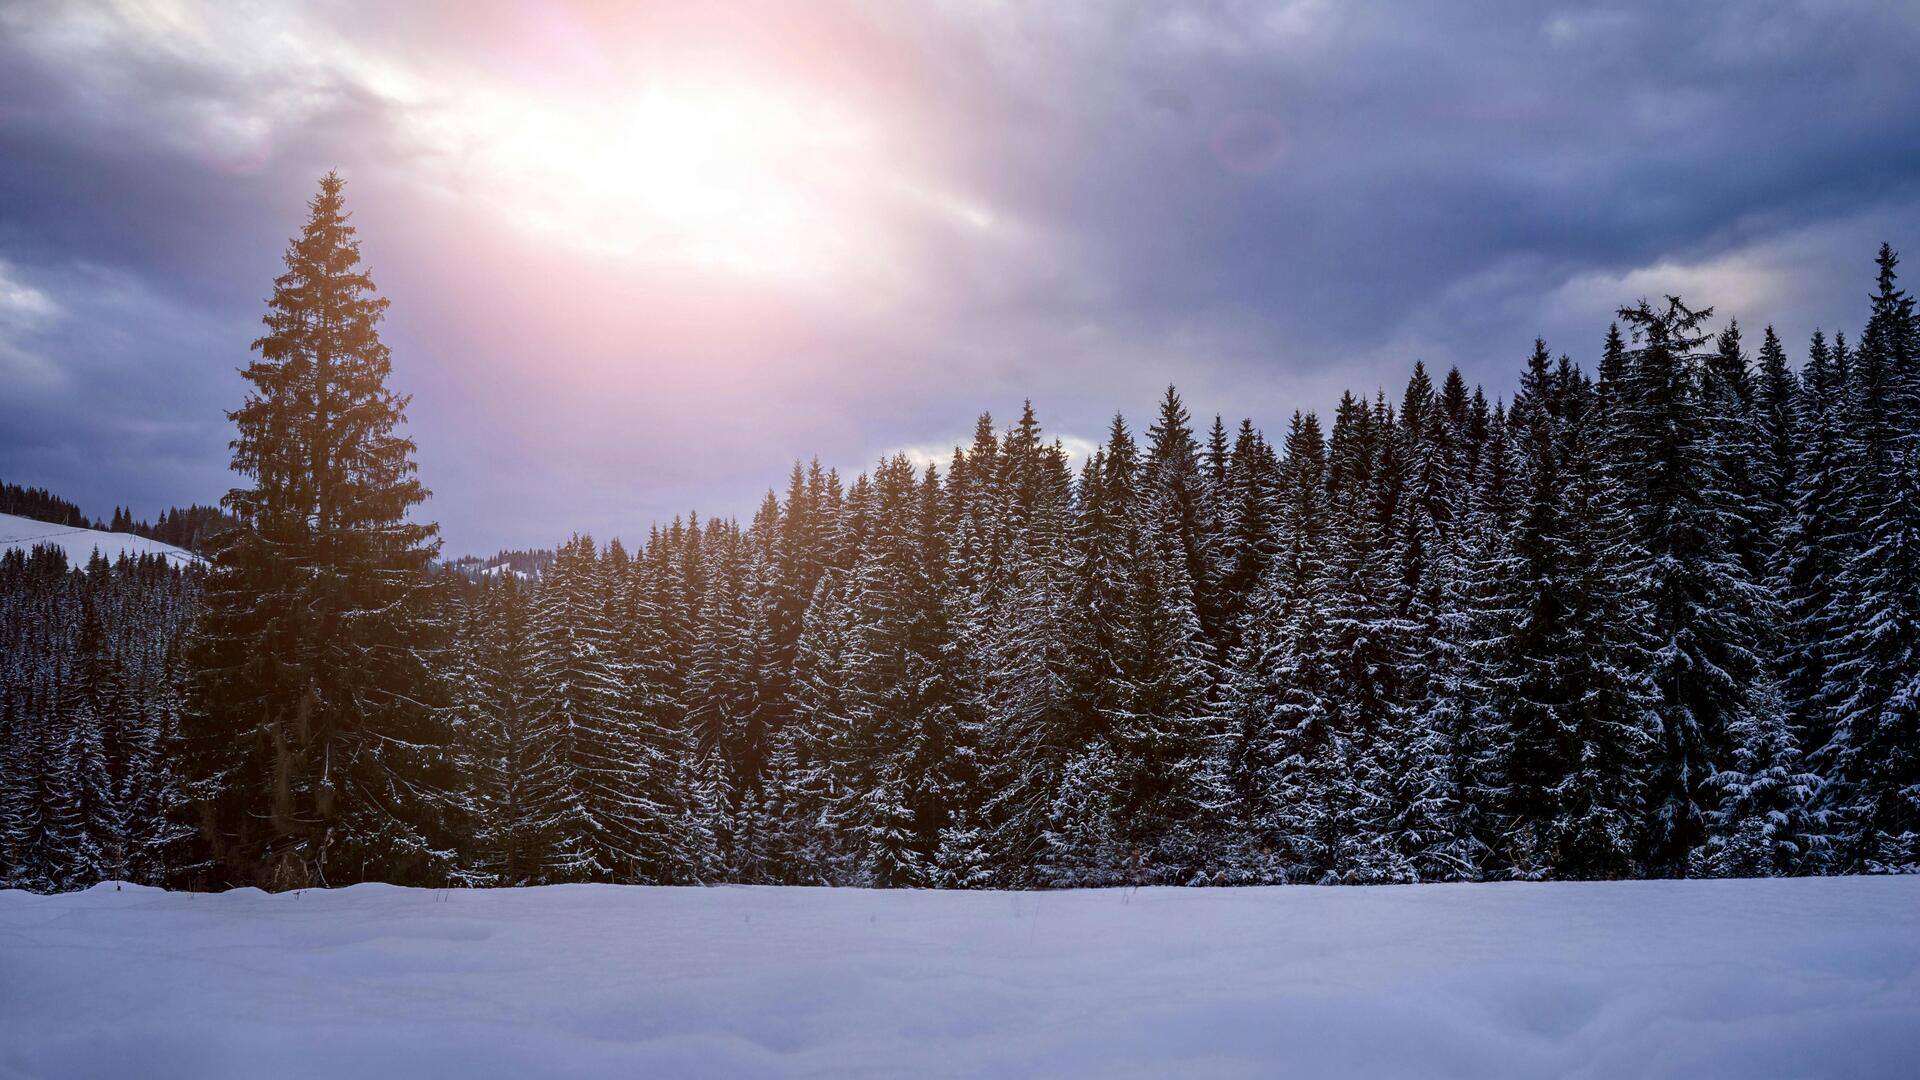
[2,1,1918,554]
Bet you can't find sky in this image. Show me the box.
[2,1,1918,555]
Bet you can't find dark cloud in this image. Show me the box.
[2,0,1917,552]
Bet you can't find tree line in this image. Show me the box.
[1,481,89,529]
[1,478,230,555]
[2,174,1915,891]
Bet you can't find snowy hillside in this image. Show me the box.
[0,511,203,568]
[3,878,1916,1078]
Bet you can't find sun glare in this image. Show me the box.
[418,82,874,280]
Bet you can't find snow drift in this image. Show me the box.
[3,877,1917,1077]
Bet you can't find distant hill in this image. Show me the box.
[2,478,234,555]
[0,511,204,568]
[441,548,554,582]
[0,481,88,529]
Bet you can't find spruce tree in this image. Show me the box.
[1819,246,1920,872]
[1614,297,1778,875]
[1493,343,1656,879]
[1782,330,1853,760]
[453,573,568,884]
[183,172,449,889]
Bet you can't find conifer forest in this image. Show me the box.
[5,175,1919,895]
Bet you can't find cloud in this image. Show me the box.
[1,0,1918,551]
[0,259,66,388]
[0,256,240,514]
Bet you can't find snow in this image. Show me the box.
[3,879,1917,1078]
[0,511,203,568]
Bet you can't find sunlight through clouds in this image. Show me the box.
[405,81,878,280]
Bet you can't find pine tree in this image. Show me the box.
[1215,418,1281,649]
[453,573,568,884]
[1614,297,1777,875]
[1143,386,1225,645]
[1698,674,1820,877]
[1492,343,1656,879]
[182,172,449,889]
[783,568,866,884]
[1782,330,1853,760]
[1111,502,1216,881]
[1214,411,1355,884]
[1033,417,1141,883]
[1036,741,1127,887]
[1751,326,1801,577]
[1818,246,1920,872]
[528,534,670,881]
[0,691,50,890]
[1211,416,1335,884]
[981,427,1079,887]
[1309,392,1418,883]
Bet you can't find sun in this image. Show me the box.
[417,80,874,281]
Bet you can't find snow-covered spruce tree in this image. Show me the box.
[40,693,104,889]
[1818,245,1920,873]
[1111,499,1217,882]
[1031,418,1138,882]
[1110,389,1221,881]
[1209,577,1289,884]
[980,424,1080,887]
[686,518,773,868]
[1781,330,1853,766]
[0,548,61,890]
[1143,386,1227,652]
[1447,389,1518,878]
[754,714,808,883]
[829,462,919,887]
[1612,297,1780,876]
[1491,343,1656,880]
[947,414,1012,665]
[1212,411,1333,884]
[915,462,992,886]
[1700,322,1769,589]
[183,173,451,889]
[780,568,866,884]
[621,537,691,880]
[114,559,200,886]
[1751,327,1801,589]
[1685,322,1821,876]
[748,461,836,878]
[51,589,119,887]
[1214,418,1282,651]
[1383,363,1489,882]
[1309,392,1417,884]
[0,689,48,890]
[1035,740,1128,887]
[451,573,567,885]
[1696,673,1821,878]
[637,515,729,882]
[833,456,984,887]
[730,503,790,884]
[527,534,668,881]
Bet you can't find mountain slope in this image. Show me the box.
[0,510,204,568]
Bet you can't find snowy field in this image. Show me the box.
[0,511,202,568]
[2,878,1917,1078]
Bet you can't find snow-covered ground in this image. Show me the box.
[2,878,1916,1078]
[0,511,202,568]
